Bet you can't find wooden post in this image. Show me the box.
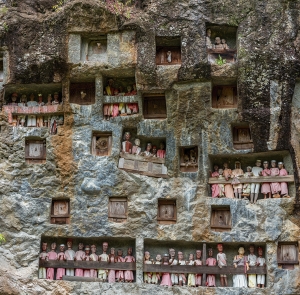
[202,243,206,286]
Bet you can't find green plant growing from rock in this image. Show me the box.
[53,0,67,11]
[216,54,226,66]
[0,234,5,244]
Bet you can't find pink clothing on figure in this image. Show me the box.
[160,262,172,286]
[128,103,138,113]
[157,150,166,158]
[124,255,135,281]
[108,255,116,283]
[223,169,234,198]
[56,252,66,280]
[211,171,220,198]
[112,103,119,117]
[206,257,216,287]
[75,250,85,277]
[46,251,58,280]
[270,167,281,194]
[261,169,271,194]
[279,168,289,195]
[89,253,98,278]
[195,259,202,286]
[116,256,125,281]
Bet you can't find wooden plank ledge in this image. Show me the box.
[208,175,294,184]
[143,265,266,275]
[39,260,136,270]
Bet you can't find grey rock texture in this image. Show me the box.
[0,0,300,294]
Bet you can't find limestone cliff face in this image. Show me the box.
[0,0,300,294]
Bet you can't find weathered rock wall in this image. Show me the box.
[0,0,300,294]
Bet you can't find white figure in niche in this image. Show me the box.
[167,51,172,63]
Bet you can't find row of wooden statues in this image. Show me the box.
[144,244,265,288]
[39,240,135,282]
[104,79,137,96]
[103,103,139,120]
[122,132,166,158]
[210,160,289,203]
[7,92,62,106]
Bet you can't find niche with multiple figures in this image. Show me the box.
[81,35,107,62]
[277,243,298,270]
[206,24,237,64]
[70,82,95,105]
[156,36,181,65]
[212,85,237,109]
[143,94,167,119]
[103,77,137,96]
[25,139,46,164]
[118,128,168,178]
[108,197,128,223]
[210,206,231,232]
[51,199,70,225]
[179,146,198,172]
[157,199,177,224]
[91,132,112,156]
[232,124,253,150]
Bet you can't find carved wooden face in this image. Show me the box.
[42,243,47,251]
[258,248,263,256]
[238,247,245,255]
[103,242,108,252]
[169,248,175,257]
[60,245,65,252]
[249,246,255,254]
[90,245,96,253]
[189,254,194,261]
[178,252,183,260]
[127,248,132,255]
[156,254,161,261]
[145,252,150,260]
[217,244,223,252]
[196,250,201,259]
[78,243,84,250]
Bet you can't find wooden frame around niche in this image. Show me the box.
[277,242,299,270]
[108,197,128,223]
[91,132,112,156]
[179,146,198,172]
[210,206,231,232]
[70,82,95,105]
[25,139,46,164]
[143,94,167,119]
[212,85,237,109]
[232,125,254,150]
[157,199,177,224]
[51,199,70,225]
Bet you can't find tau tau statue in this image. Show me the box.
[108,248,117,283]
[65,239,75,276]
[231,161,244,199]
[46,242,57,280]
[256,247,266,288]
[151,254,161,284]
[167,51,172,63]
[98,242,109,282]
[187,253,196,287]
[214,37,224,50]
[217,243,227,287]
[177,251,186,286]
[74,242,85,277]
[270,160,281,198]
[233,247,249,288]
[116,249,125,282]
[89,244,98,278]
[206,29,212,49]
[195,250,202,286]
[160,254,172,287]
[132,138,141,155]
[56,244,66,280]
[122,132,132,154]
[250,160,263,204]
[39,242,48,279]
[124,247,135,282]
[169,248,178,285]
[260,161,271,199]
[278,162,289,198]
[206,248,216,287]
[144,251,152,283]
[247,245,257,288]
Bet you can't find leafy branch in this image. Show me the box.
[0,234,5,245]
[216,54,226,66]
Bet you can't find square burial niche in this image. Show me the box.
[210,205,231,232]
[232,124,253,150]
[50,199,70,225]
[91,132,112,156]
[69,82,95,105]
[25,138,46,164]
[277,243,299,270]
[103,77,137,96]
[143,239,267,287]
[38,236,136,281]
[206,24,237,64]
[143,94,167,119]
[80,35,107,62]
[157,199,177,224]
[156,36,181,65]
[179,146,198,172]
[208,150,295,200]
[118,129,167,178]
[108,197,127,223]
[212,84,237,109]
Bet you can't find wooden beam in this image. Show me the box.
[208,175,294,184]
[202,243,206,287]
[120,168,168,179]
[62,276,106,282]
[143,265,267,275]
[120,153,165,164]
[39,260,136,271]
[277,260,298,265]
